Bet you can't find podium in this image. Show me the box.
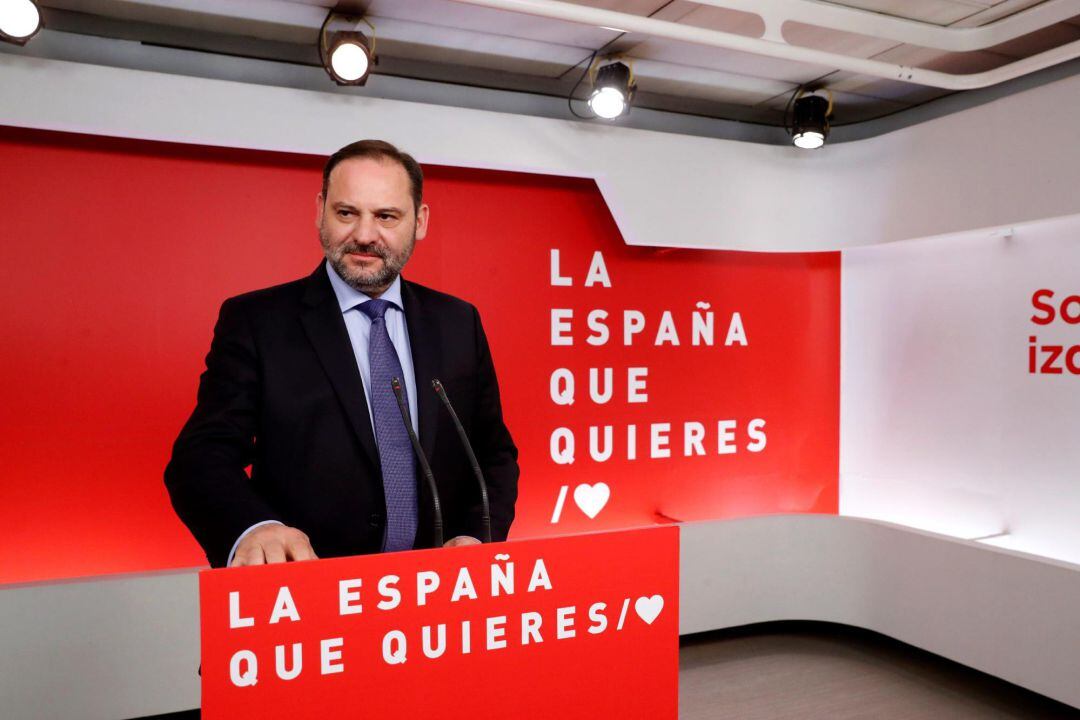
[200,526,679,719]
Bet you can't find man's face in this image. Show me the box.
[316,156,429,296]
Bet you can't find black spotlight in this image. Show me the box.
[589,61,636,120]
[791,94,832,149]
[0,0,42,46]
[319,13,376,86]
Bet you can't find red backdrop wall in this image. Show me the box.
[0,127,839,584]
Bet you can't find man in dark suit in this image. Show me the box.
[165,140,518,568]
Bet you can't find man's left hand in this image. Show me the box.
[444,535,481,548]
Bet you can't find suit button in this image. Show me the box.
[369,514,382,528]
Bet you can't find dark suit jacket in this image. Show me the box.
[164,264,519,568]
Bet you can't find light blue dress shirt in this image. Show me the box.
[227,262,419,565]
[324,260,419,435]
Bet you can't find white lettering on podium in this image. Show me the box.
[229,591,254,629]
[417,571,440,606]
[522,612,543,645]
[556,606,576,639]
[383,631,407,665]
[377,575,401,610]
[423,625,447,659]
[587,602,608,634]
[491,561,514,597]
[452,567,478,602]
[527,559,553,592]
[275,643,302,681]
[339,579,362,616]
[321,638,344,674]
[487,616,507,650]
[230,650,258,687]
[269,586,300,624]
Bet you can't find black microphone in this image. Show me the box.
[391,377,443,548]
[431,378,492,544]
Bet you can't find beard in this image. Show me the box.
[320,226,415,294]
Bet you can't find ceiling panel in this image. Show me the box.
[600,1,701,56]
[821,0,1002,26]
[822,71,954,105]
[564,0,672,12]
[871,44,1015,73]
[25,0,1080,130]
[781,21,901,59]
[630,58,796,104]
[945,0,1047,28]
[372,16,588,76]
[626,37,838,84]
[667,4,765,37]
[365,0,621,48]
[984,20,1080,57]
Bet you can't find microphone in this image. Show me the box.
[391,377,443,548]
[432,378,492,544]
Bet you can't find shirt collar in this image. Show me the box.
[324,259,404,314]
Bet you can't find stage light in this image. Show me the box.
[791,93,832,149]
[588,61,635,120]
[0,0,42,46]
[319,13,376,86]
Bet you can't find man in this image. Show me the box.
[165,140,519,568]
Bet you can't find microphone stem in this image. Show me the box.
[433,378,493,544]
[391,377,443,548]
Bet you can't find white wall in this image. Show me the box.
[681,516,1080,710]
[841,213,1080,564]
[1,53,1078,252]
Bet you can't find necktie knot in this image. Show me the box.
[358,298,392,321]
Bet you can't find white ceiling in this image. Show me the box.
[28,0,1080,127]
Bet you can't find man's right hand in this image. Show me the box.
[230,524,318,566]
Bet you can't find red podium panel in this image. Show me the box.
[200,527,679,719]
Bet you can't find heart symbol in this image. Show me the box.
[634,595,664,625]
[573,482,610,519]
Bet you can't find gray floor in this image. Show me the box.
[680,623,1080,720]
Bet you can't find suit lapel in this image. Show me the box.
[402,279,440,461]
[299,264,381,474]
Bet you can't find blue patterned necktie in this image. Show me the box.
[357,299,417,552]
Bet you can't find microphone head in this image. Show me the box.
[391,377,402,393]
[431,378,444,395]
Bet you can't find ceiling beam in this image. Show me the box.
[447,0,1080,89]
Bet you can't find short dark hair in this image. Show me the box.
[321,139,424,211]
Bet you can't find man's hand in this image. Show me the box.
[443,535,481,548]
[231,524,318,566]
